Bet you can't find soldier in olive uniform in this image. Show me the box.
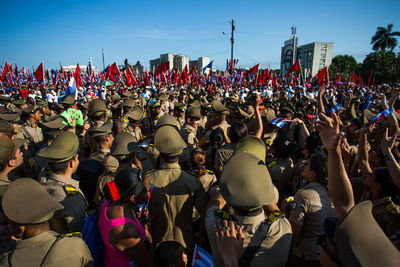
[147,125,208,252]
[38,132,88,234]
[209,100,230,132]
[21,104,43,154]
[124,107,144,142]
[87,120,114,170]
[0,178,93,266]
[141,100,162,137]
[179,107,201,151]
[173,102,186,129]
[0,112,24,140]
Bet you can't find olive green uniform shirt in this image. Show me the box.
[179,124,198,150]
[147,162,208,250]
[124,125,143,143]
[268,157,294,200]
[289,182,335,260]
[0,230,93,267]
[21,121,43,144]
[39,173,87,233]
[205,206,292,267]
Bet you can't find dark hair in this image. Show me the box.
[103,168,144,202]
[309,153,328,186]
[374,168,398,199]
[0,152,16,172]
[229,122,248,143]
[305,132,323,155]
[210,128,225,147]
[191,150,206,177]
[48,158,73,173]
[155,241,185,267]
[160,153,180,163]
[272,135,296,158]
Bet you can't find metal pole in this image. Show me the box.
[102,48,105,70]
[230,19,235,74]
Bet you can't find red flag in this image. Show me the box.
[367,70,374,86]
[315,67,328,86]
[157,62,170,74]
[245,64,259,76]
[285,60,300,77]
[106,62,120,83]
[0,61,9,82]
[74,64,82,88]
[34,63,44,81]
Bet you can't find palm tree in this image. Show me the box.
[371,24,400,51]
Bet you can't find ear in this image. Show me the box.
[8,159,16,168]
[129,195,135,203]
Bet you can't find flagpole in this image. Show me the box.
[298,58,304,87]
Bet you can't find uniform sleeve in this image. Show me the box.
[60,193,88,233]
[193,182,208,215]
[289,191,308,225]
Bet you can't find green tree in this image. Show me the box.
[329,55,358,78]
[361,50,400,84]
[371,24,400,51]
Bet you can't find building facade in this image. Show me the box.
[189,57,210,73]
[173,54,189,72]
[280,40,333,77]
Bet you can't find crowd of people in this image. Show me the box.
[0,79,399,267]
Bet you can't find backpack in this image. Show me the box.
[81,211,104,265]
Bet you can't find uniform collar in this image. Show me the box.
[49,172,79,189]
[0,173,10,184]
[184,124,196,132]
[16,230,58,248]
[160,162,181,170]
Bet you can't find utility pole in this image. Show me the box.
[102,48,105,70]
[230,19,235,74]
[291,26,297,64]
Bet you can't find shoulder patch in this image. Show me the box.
[290,201,297,210]
[386,201,400,215]
[207,170,214,174]
[145,169,156,175]
[62,185,78,196]
[62,232,82,238]
[267,160,277,168]
[186,129,191,133]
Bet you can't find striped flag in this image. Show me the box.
[192,244,213,267]
[270,117,289,128]
[327,104,342,113]
[371,107,394,123]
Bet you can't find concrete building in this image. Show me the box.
[280,39,333,77]
[173,54,189,72]
[160,53,174,70]
[297,42,333,76]
[149,58,161,72]
[189,57,210,73]
[62,65,94,72]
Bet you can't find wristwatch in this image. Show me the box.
[383,154,394,161]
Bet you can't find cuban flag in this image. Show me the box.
[371,107,394,123]
[362,94,372,112]
[327,104,342,113]
[192,244,213,267]
[68,64,81,100]
[203,61,213,74]
[270,117,289,128]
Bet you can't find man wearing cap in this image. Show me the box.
[173,102,186,129]
[198,102,211,134]
[179,107,201,150]
[62,94,77,110]
[21,105,43,155]
[87,99,107,127]
[208,100,231,133]
[34,117,66,177]
[0,112,24,140]
[205,152,292,267]
[0,178,93,266]
[124,107,144,143]
[87,120,115,171]
[0,137,24,190]
[142,100,162,137]
[0,121,14,139]
[147,125,208,252]
[93,132,140,204]
[38,131,87,233]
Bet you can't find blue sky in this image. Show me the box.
[1,0,399,71]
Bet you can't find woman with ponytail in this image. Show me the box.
[98,168,154,267]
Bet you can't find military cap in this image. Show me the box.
[279,106,294,116]
[121,90,132,98]
[158,93,168,101]
[174,102,186,111]
[104,155,119,172]
[180,89,187,95]
[185,107,201,119]
[88,99,106,117]
[220,152,274,209]
[79,102,89,110]
[122,99,136,108]
[0,95,10,102]
[89,119,114,137]
[38,131,79,163]
[154,125,187,156]
[189,99,201,108]
[334,201,400,266]
[111,132,138,156]
[0,112,23,124]
[156,114,180,129]
[211,100,229,115]
[0,120,13,133]
[152,100,161,108]
[126,107,144,121]
[2,178,63,224]
[262,108,276,122]
[234,136,266,163]
[38,116,66,132]
[22,104,42,114]
[237,107,251,119]
[35,97,48,106]
[13,98,26,106]
[200,102,212,109]
[111,94,121,101]
[62,94,76,105]
[0,137,24,165]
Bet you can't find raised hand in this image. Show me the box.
[316,112,344,152]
